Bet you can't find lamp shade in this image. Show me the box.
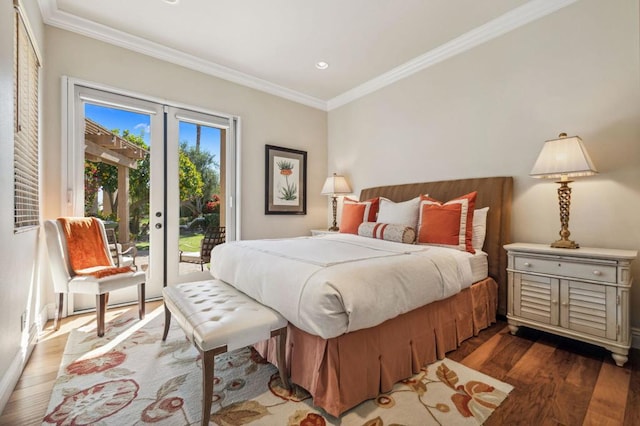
[530,133,598,180]
[321,173,351,195]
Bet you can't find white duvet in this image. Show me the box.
[210,233,473,339]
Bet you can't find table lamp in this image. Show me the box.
[530,132,598,249]
[321,173,352,231]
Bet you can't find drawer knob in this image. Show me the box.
[552,299,558,305]
[593,270,602,276]
[524,262,532,267]
[562,302,568,307]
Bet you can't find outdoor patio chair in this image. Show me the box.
[105,227,137,270]
[179,226,226,271]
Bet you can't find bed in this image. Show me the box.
[211,176,513,416]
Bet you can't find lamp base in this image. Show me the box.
[550,239,579,249]
[328,226,339,232]
[550,180,579,249]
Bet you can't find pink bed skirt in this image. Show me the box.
[256,277,498,417]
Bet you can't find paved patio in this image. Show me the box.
[134,251,210,275]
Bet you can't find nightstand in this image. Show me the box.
[504,243,636,367]
[311,229,339,236]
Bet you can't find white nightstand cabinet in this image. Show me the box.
[505,243,636,367]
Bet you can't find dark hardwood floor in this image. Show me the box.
[448,320,639,425]
[0,304,637,425]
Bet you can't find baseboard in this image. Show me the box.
[632,327,640,350]
[45,302,57,325]
[0,320,38,414]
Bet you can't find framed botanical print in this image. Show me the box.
[265,144,307,215]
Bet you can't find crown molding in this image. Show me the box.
[39,0,579,112]
[37,0,328,111]
[327,0,580,110]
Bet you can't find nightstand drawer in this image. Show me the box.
[514,256,617,283]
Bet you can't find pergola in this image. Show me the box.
[84,118,149,244]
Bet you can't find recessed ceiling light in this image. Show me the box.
[164,0,179,4]
[315,61,329,70]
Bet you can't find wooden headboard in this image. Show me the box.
[360,176,513,315]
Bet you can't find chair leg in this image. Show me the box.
[162,303,171,341]
[201,348,216,426]
[138,283,146,320]
[96,294,107,337]
[54,293,64,331]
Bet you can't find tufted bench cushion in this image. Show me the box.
[163,279,288,352]
[162,279,290,425]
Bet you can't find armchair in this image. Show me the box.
[44,218,146,337]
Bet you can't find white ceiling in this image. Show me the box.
[38,0,578,110]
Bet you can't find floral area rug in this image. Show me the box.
[43,306,513,425]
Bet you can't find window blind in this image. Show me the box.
[13,2,40,231]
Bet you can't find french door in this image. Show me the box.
[165,106,238,285]
[64,79,239,313]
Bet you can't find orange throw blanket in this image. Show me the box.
[58,217,133,278]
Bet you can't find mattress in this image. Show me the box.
[210,233,475,339]
[470,250,489,283]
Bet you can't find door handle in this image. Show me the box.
[155,223,162,229]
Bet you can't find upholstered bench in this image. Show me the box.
[162,280,290,426]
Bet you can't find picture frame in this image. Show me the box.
[265,144,307,215]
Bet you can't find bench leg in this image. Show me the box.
[273,327,290,390]
[201,347,226,426]
[162,303,171,341]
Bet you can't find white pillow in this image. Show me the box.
[377,196,421,230]
[472,207,489,251]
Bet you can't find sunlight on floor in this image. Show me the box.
[77,306,165,360]
[38,301,164,343]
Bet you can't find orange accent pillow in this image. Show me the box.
[340,203,367,234]
[343,197,379,222]
[417,192,477,253]
[418,204,463,245]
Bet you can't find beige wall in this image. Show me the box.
[328,0,640,327]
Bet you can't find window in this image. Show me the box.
[13,0,41,231]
